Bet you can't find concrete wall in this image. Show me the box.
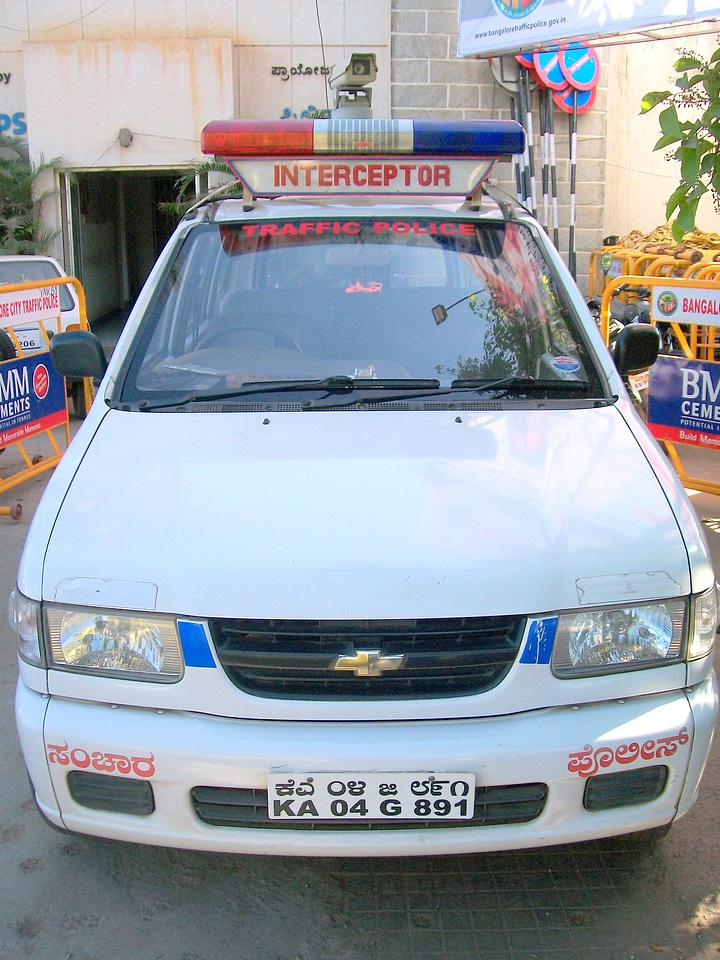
[605,31,720,241]
[389,0,607,294]
[0,0,391,270]
[3,1,391,143]
[23,38,236,170]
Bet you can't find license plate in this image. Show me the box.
[267,772,476,821]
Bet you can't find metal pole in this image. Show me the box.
[568,90,578,279]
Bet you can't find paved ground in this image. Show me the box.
[1,435,720,960]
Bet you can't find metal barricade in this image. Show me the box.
[588,248,636,297]
[0,276,89,511]
[600,274,720,497]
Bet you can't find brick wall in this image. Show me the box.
[390,0,607,295]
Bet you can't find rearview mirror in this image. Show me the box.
[50,330,107,380]
[613,323,660,376]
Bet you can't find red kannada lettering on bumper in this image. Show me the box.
[46,741,156,778]
[567,727,689,777]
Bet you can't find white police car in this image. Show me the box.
[9,117,718,856]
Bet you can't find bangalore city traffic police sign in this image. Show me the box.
[457,0,720,58]
[651,284,720,326]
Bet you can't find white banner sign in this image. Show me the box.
[0,284,60,326]
[652,283,720,326]
[458,0,720,58]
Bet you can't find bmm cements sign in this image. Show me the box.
[0,353,66,450]
[647,356,720,450]
[0,282,67,450]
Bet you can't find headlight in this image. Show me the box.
[45,606,183,682]
[9,590,42,666]
[552,599,686,677]
[688,583,718,660]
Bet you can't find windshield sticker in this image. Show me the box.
[220,221,476,252]
[551,356,581,373]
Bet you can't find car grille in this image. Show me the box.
[207,616,526,699]
[191,782,548,829]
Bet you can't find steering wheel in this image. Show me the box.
[201,322,302,352]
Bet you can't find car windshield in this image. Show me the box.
[0,260,75,312]
[118,216,603,404]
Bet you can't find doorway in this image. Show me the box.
[60,170,186,325]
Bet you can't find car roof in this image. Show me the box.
[187,190,525,225]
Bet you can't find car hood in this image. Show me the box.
[39,405,693,619]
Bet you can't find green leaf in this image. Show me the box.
[673,197,700,239]
[698,139,716,158]
[653,133,683,150]
[704,76,720,101]
[712,47,720,64]
[666,183,689,218]
[671,219,686,243]
[674,56,703,72]
[640,90,672,114]
[688,185,708,204]
[700,152,715,175]
[678,147,700,185]
[659,105,684,139]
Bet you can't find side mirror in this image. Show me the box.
[613,323,660,376]
[50,330,107,380]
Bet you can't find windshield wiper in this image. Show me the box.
[120,377,441,411]
[301,375,589,409]
[451,375,589,393]
[116,374,589,412]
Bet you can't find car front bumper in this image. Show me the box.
[16,675,717,857]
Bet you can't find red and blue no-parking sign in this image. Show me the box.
[553,84,597,114]
[559,45,600,91]
[533,49,567,90]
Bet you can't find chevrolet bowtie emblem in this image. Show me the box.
[332,649,406,677]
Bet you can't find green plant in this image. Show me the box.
[158,159,244,220]
[0,135,61,253]
[160,111,331,220]
[641,46,720,241]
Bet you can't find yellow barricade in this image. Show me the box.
[588,248,635,297]
[589,247,720,296]
[0,276,88,507]
[600,274,720,497]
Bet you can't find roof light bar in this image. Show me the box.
[201,119,525,159]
